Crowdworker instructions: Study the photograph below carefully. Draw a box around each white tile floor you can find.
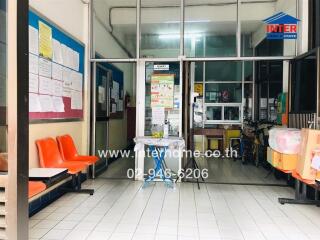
[29,179,320,240]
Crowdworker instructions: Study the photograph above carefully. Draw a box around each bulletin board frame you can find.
[29,8,85,124]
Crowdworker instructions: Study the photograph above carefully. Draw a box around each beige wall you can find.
[29,0,90,167]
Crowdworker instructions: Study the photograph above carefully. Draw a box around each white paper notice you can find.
[260,98,268,108]
[152,107,165,125]
[71,71,82,92]
[52,62,63,80]
[71,91,82,110]
[61,44,68,66]
[118,100,123,111]
[29,54,39,74]
[53,80,63,97]
[111,103,117,113]
[52,39,63,64]
[29,73,39,93]
[62,67,72,88]
[67,47,74,69]
[29,93,41,112]
[39,76,53,95]
[98,86,105,104]
[29,26,39,55]
[52,96,65,112]
[39,58,52,78]
[39,95,54,112]
[74,51,80,71]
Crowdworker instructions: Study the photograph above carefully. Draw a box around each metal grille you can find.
[288,113,317,129]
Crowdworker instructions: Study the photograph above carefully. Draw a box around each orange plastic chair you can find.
[28,181,46,199]
[56,135,99,165]
[36,138,94,195]
[36,138,88,175]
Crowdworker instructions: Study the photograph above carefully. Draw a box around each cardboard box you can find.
[267,148,281,168]
[278,153,298,171]
[296,129,320,180]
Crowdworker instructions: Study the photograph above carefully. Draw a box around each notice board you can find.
[95,60,124,120]
[29,10,85,122]
[150,74,175,109]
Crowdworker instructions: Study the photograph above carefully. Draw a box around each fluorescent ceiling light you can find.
[165,20,211,23]
[159,34,203,39]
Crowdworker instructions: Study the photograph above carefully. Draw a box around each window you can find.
[140,0,181,58]
[291,51,317,113]
[185,0,237,57]
[92,0,137,58]
[240,0,297,57]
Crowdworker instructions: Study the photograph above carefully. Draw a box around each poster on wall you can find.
[151,74,175,109]
[28,10,84,121]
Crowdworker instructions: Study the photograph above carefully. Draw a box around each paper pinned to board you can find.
[39,76,53,95]
[29,54,39,75]
[52,39,63,64]
[71,71,82,92]
[29,93,42,112]
[29,26,39,55]
[111,103,117,113]
[53,80,63,97]
[29,73,39,93]
[52,96,65,112]
[39,94,54,112]
[118,100,123,111]
[71,91,82,110]
[61,44,68,66]
[39,21,53,60]
[98,86,106,104]
[62,67,72,88]
[52,62,63,81]
[39,57,52,78]
[152,107,165,125]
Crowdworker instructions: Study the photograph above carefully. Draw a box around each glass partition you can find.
[240,0,297,57]
[0,0,7,156]
[144,62,181,136]
[144,61,181,177]
[92,0,137,58]
[185,0,237,57]
[140,0,181,58]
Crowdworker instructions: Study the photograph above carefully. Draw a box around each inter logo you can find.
[263,12,300,40]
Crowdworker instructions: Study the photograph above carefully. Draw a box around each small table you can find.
[134,137,185,188]
[29,168,68,186]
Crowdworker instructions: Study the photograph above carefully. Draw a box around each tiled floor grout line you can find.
[30,178,320,240]
[192,183,202,240]
[176,183,180,240]
[80,180,132,240]
[216,184,247,240]
[231,184,268,240]
[129,183,157,240]
[59,180,124,240]
[153,185,169,240]
[104,181,146,240]
[260,185,318,239]
[37,180,118,240]
[245,184,290,239]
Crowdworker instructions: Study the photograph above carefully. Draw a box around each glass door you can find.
[92,63,110,175]
[141,61,182,179]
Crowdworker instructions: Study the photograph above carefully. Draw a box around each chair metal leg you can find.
[92,164,96,179]
[278,179,320,207]
[62,174,94,195]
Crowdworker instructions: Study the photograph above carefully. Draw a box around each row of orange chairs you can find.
[29,135,99,198]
